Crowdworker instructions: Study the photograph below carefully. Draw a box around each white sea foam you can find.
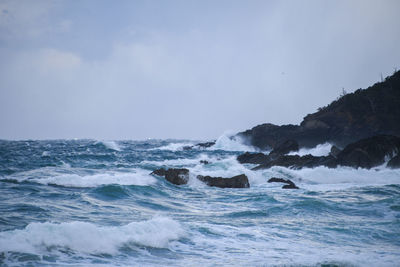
[151,142,195,151]
[184,156,266,187]
[0,217,184,255]
[210,131,257,152]
[141,154,213,167]
[99,140,122,151]
[183,221,400,267]
[30,171,157,187]
[259,165,400,190]
[289,142,333,157]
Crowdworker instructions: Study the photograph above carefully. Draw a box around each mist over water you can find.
[0,138,399,266]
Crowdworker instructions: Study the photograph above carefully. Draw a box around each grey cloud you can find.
[0,0,399,140]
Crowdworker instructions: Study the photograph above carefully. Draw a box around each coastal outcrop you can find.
[197,174,250,188]
[246,135,400,170]
[268,177,299,189]
[151,168,189,185]
[252,154,336,170]
[237,71,400,149]
[268,139,299,160]
[336,135,400,169]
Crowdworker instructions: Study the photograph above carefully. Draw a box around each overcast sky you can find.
[0,0,399,140]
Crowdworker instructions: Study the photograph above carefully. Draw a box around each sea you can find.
[1,134,400,266]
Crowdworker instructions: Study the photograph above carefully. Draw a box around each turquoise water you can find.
[0,139,400,266]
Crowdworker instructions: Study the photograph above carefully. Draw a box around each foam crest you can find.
[152,142,194,151]
[210,131,257,152]
[0,217,184,255]
[289,142,333,157]
[99,140,122,151]
[141,154,212,167]
[262,165,400,190]
[30,171,157,187]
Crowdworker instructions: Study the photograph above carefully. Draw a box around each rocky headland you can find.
[151,71,400,189]
[237,71,400,149]
[235,71,400,170]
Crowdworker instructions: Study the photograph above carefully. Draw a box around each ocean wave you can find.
[150,142,195,151]
[210,131,258,152]
[289,142,333,157]
[141,154,213,167]
[97,140,122,151]
[262,165,400,190]
[0,217,185,255]
[187,221,399,267]
[29,171,157,188]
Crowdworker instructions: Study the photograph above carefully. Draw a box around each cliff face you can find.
[238,71,400,149]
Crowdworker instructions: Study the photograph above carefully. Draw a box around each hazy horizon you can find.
[1,0,399,140]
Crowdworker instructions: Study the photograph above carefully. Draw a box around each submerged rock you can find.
[200,160,209,165]
[151,168,189,185]
[197,174,250,188]
[267,177,299,189]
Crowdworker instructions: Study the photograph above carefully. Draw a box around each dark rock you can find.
[182,141,216,150]
[269,139,299,160]
[197,174,250,188]
[330,145,341,158]
[195,141,216,148]
[387,154,400,168]
[251,135,400,170]
[151,168,166,176]
[237,71,400,149]
[267,177,299,189]
[237,152,270,164]
[253,154,337,170]
[151,168,189,185]
[282,184,299,189]
[267,177,290,183]
[336,135,400,169]
[200,160,209,165]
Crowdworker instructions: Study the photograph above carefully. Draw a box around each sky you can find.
[0,0,399,140]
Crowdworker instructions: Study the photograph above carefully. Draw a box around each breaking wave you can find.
[210,132,258,152]
[27,171,157,187]
[98,140,122,151]
[289,142,333,157]
[0,217,184,255]
[151,142,194,151]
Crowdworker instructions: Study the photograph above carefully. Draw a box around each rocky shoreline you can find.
[239,135,400,170]
[150,71,399,189]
